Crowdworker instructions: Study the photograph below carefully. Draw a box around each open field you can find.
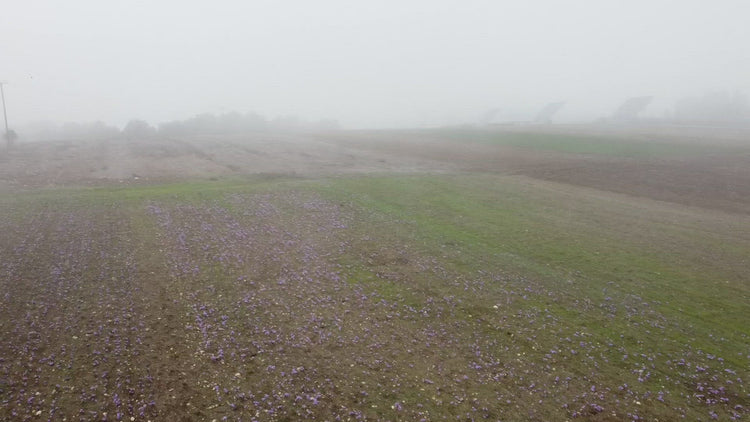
[327,126,750,214]
[0,125,748,420]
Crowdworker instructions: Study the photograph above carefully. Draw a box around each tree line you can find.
[20,112,340,142]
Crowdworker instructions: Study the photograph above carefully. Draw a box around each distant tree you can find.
[157,112,269,137]
[152,111,340,137]
[122,119,156,140]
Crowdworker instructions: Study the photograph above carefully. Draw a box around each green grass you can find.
[315,174,750,363]
[424,128,749,157]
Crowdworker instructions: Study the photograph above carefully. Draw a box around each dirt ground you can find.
[1,124,749,214]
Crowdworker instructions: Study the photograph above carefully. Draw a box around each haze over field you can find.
[2,0,750,129]
[2,3,750,420]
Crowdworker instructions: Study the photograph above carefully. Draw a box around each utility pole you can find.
[0,82,9,148]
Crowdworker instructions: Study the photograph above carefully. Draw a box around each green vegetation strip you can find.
[423,128,750,157]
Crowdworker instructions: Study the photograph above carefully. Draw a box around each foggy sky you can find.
[2,0,749,129]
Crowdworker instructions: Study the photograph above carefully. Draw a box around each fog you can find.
[2,0,750,130]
